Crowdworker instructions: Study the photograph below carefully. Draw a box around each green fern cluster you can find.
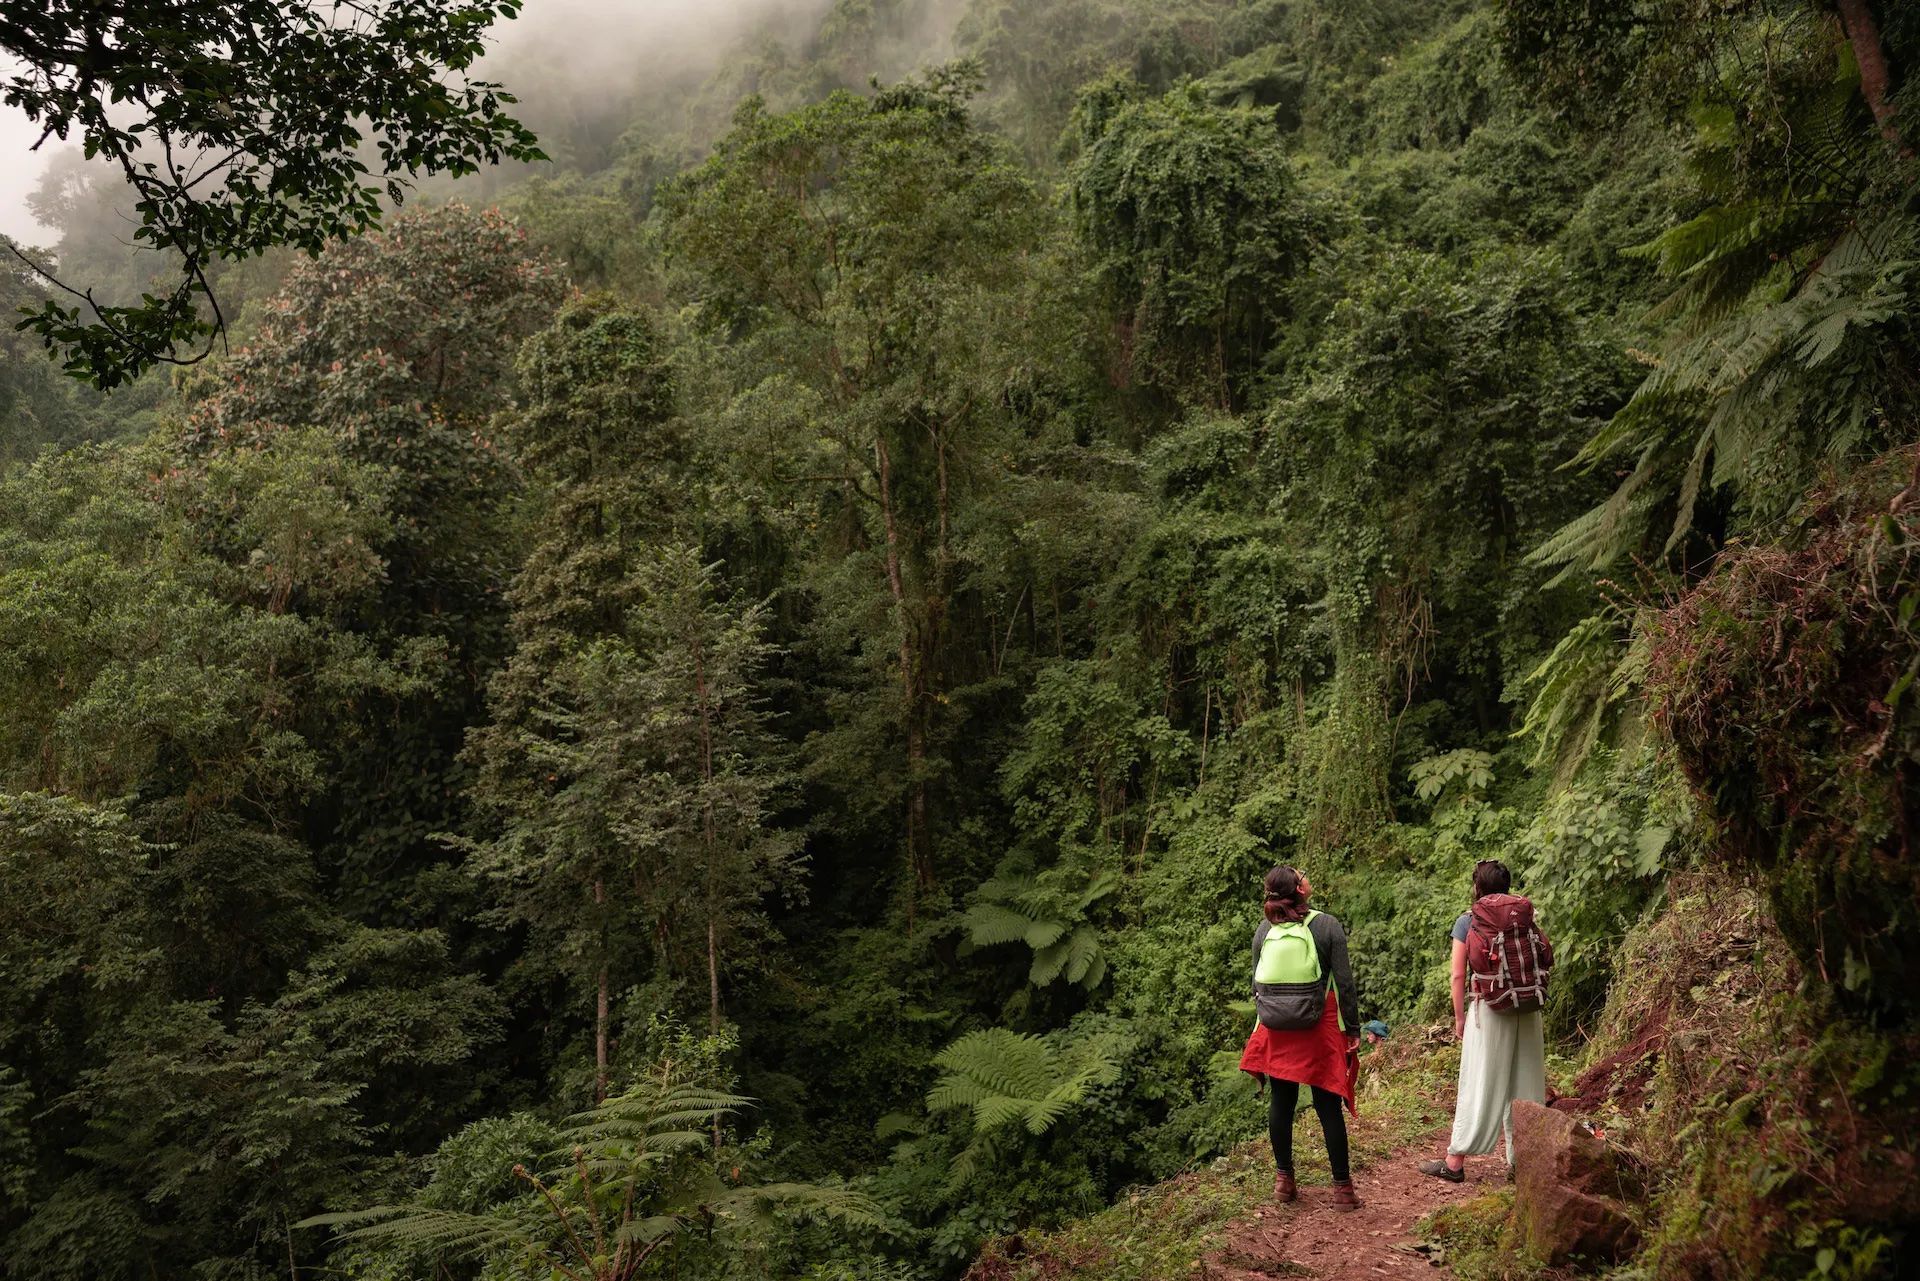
[1515,609,1651,783]
[960,871,1116,989]
[925,1027,1125,1186]
[1533,13,1919,582]
[1536,212,1918,577]
[303,1071,886,1280]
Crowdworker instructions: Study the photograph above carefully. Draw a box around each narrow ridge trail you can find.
[1202,1131,1500,1281]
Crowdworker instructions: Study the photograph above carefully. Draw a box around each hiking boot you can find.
[1330,1179,1362,1211]
[1417,1159,1465,1184]
[1273,1170,1297,1203]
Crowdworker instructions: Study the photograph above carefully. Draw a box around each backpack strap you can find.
[1303,910,1329,970]
[1251,921,1272,979]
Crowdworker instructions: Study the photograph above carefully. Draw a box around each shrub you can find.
[1646,446,1920,1017]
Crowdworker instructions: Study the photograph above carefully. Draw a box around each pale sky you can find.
[0,98,62,246]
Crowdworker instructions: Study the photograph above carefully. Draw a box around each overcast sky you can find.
[0,100,61,246]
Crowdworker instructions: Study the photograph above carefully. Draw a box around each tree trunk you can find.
[1836,0,1911,157]
[692,635,720,1038]
[708,918,723,1151]
[691,627,725,1151]
[594,965,609,1105]
[707,920,722,1037]
[872,434,935,919]
[594,879,609,1104]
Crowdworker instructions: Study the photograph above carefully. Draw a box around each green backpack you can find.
[1252,910,1328,1031]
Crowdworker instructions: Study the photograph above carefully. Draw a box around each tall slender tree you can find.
[662,65,1046,921]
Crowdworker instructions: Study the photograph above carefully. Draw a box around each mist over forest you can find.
[2,1,1918,1279]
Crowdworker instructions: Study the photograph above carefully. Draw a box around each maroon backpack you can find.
[1466,893,1553,1013]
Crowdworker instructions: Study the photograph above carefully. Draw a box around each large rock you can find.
[1511,1099,1640,1265]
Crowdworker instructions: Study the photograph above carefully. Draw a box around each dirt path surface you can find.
[1201,1133,1502,1281]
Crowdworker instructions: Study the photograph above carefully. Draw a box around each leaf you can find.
[1022,918,1068,950]
[874,1112,924,1141]
[1633,826,1672,877]
[963,903,1036,947]
[1028,937,1070,986]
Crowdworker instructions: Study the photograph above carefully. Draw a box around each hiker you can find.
[1240,864,1363,1210]
[1419,859,1551,1184]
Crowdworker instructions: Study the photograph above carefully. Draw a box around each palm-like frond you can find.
[960,900,1038,946]
[1537,212,1918,578]
[926,1025,1123,1184]
[1515,610,1649,783]
[960,871,1114,990]
[707,1181,890,1232]
[297,1204,538,1258]
[1536,11,1916,581]
[305,1069,883,1279]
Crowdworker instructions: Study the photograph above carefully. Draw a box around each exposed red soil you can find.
[1200,1129,1507,1281]
[1559,1002,1671,1116]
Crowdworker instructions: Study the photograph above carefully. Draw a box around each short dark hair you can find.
[1472,859,1511,900]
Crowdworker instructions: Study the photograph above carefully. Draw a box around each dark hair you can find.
[1263,865,1309,924]
[1472,859,1511,900]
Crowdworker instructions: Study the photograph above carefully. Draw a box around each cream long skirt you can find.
[1448,999,1546,1165]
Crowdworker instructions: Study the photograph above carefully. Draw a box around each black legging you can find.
[1267,1078,1350,1182]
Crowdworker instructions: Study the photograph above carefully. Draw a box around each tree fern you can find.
[1535,8,1918,582]
[1515,610,1650,784]
[959,870,1116,990]
[301,1067,885,1279]
[925,1025,1124,1186]
[1535,211,1918,579]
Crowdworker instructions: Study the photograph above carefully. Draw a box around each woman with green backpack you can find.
[1239,865,1363,1210]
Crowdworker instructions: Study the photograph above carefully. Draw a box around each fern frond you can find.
[1516,612,1638,783]
[1028,937,1070,985]
[318,1205,532,1256]
[615,1213,686,1246]
[1022,918,1068,950]
[1061,927,1100,987]
[1073,871,1120,912]
[962,902,1037,946]
[874,1112,924,1141]
[709,1181,889,1231]
[926,1026,1119,1140]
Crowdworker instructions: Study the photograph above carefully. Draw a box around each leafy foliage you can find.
[961,871,1116,990]
[1,0,544,385]
[1069,78,1312,406]
[926,1027,1125,1184]
[311,1063,886,1279]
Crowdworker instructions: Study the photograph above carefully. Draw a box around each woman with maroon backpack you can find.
[1418,859,1551,1183]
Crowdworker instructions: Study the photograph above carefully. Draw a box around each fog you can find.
[0,71,60,247]
[0,0,886,251]
[489,0,840,85]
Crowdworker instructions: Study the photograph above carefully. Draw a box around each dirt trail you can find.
[1201,1132,1501,1281]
